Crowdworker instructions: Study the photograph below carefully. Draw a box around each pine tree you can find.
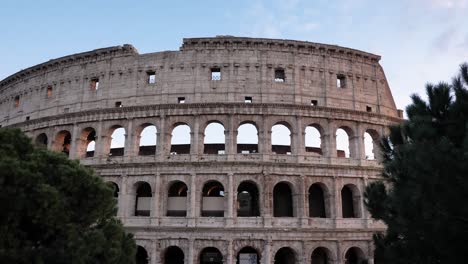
[0,128,136,264]
[364,63,468,263]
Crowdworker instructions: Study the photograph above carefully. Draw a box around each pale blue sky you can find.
[1,0,467,111]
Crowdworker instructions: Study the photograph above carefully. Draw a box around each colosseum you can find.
[0,36,402,264]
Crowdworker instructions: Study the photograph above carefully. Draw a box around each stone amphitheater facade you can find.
[0,36,402,264]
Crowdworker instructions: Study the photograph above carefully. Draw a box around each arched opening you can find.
[204,122,225,154]
[167,181,188,216]
[237,247,260,264]
[201,181,225,217]
[271,123,292,155]
[53,130,72,156]
[341,184,361,218]
[237,122,258,154]
[311,247,331,264]
[274,247,296,264]
[79,127,96,158]
[309,183,326,218]
[135,182,152,217]
[35,133,48,148]
[139,124,157,156]
[136,246,149,264]
[171,124,191,154]
[364,129,379,160]
[344,247,366,264]
[273,182,294,217]
[200,247,223,264]
[237,181,260,217]
[305,125,322,155]
[164,246,184,264]
[110,126,125,156]
[108,182,119,198]
[336,128,350,158]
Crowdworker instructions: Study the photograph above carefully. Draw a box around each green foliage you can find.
[0,128,136,264]
[364,63,468,263]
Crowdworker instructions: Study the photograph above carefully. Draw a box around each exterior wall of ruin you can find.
[0,37,402,264]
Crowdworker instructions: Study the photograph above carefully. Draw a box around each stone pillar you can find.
[152,173,161,219]
[124,118,134,157]
[354,123,365,160]
[262,240,272,264]
[188,239,194,264]
[333,176,341,221]
[299,175,308,226]
[120,174,131,217]
[189,173,197,225]
[151,240,158,264]
[227,173,234,218]
[336,241,342,264]
[191,117,201,158]
[226,114,236,157]
[156,116,166,158]
[227,240,233,264]
[295,117,304,157]
[69,124,79,159]
[324,120,336,159]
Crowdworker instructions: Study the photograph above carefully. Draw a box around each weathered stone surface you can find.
[0,36,401,264]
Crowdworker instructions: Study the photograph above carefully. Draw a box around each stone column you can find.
[353,123,365,161]
[227,173,234,226]
[152,173,161,219]
[299,175,308,226]
[188,239,194,264]
[324,120,336,159]
[156,116,166,158]
[69,124,79,159]
[120,173,131,217]
[191,117,201,158]
[226,114,236,157]
[262,240,272,264]
[151,240,158,264]
[189,173,197,226]
[333,176,341,221]
[226,240,233,264]
[124,118,134,157]
[295,117,304,157]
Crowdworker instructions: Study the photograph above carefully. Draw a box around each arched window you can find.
[171,124,191,154]
[110,127,125,156]
[273,182,294,217]
[79,127,96,158]
[237,181,260,217]
[237,122,258,154]
[164,246,184,264]
[107,182,119,198]
[364,129,379,160]
[167,181,188,217]
[305,125,322,155]
[135,182,152,216]
[35,133,48,147]
[311,247,331,264]
[336,127,350,158]
[139,124,157,156]
[237,247,259,264]
[136,246,149,264]
[204,122,225,154]
[271,123,291,155]
[201,181,224,217]
[344,247,366,264]
[200,247,223,264]
[53,130,72,156]
[274,247,296,264]
[309,183,326,218]
[341,184,361,218]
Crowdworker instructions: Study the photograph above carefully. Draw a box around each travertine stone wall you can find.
[0,36,402,264]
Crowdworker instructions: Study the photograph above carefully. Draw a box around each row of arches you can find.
[109,180,362,219]
[35,121,380,160]
[136,244,368,264]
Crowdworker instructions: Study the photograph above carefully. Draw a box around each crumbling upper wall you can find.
[0,37,400,127]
